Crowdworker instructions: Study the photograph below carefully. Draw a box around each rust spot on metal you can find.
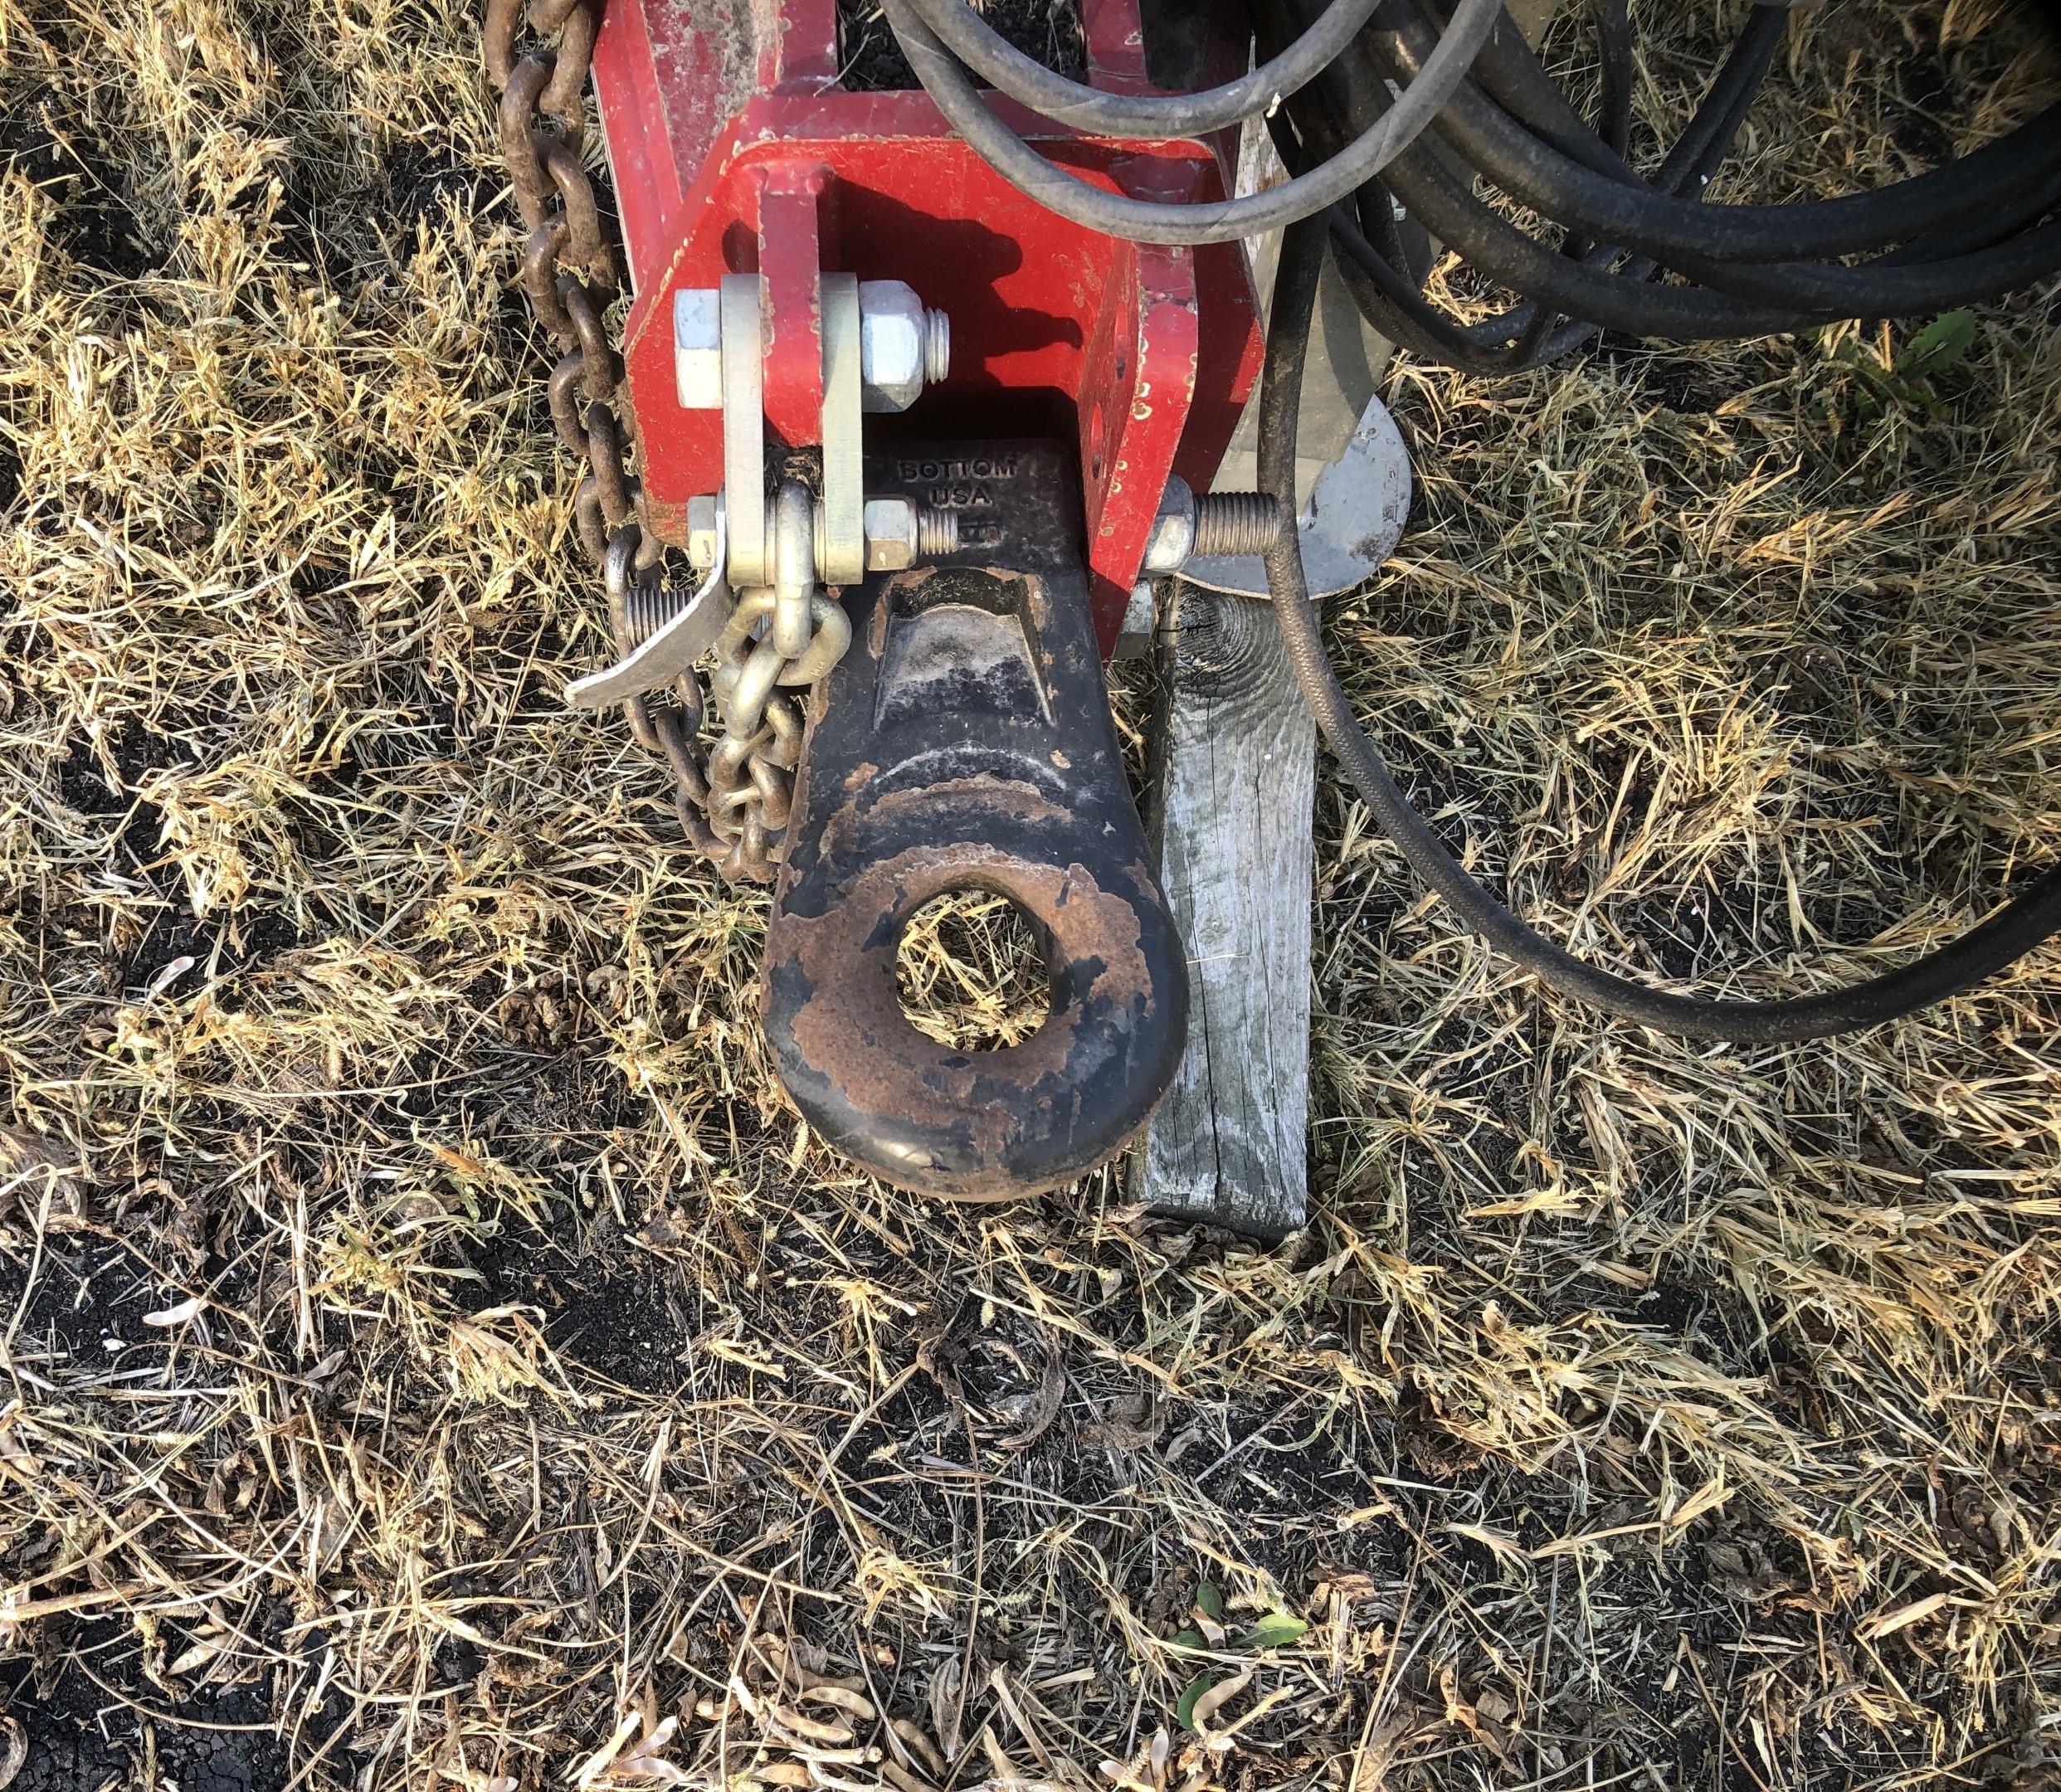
[869,565,940,659]
[771,839,1160,1197]
[865,776,1069,828]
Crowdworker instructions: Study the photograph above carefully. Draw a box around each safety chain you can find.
[484,0,819,883]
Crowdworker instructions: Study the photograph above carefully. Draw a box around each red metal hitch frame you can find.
[553,0,1283,1195]
[588,0,1264,652]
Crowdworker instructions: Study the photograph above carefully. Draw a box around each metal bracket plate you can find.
[719,273,767,587]
[819,271,865,587]
[1183,393,1412,601]
[565,507,733,709]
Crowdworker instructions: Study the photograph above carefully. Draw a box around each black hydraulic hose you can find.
[1364,106,2058,329]
[1442,33,2061,315]
[1378,2,2061,270]
[1349,125,1815,338]
[1348,173,1414,277]
[1879,160,2061,266]
[1642,11,1786,199]
[1500,11,2061,299]
[1308,5,1772,374]
[879,0,1505,246]
[1294,1,2061,329]
[1248,22,1583,369]
[900,0,1381,138]
[1432,0,1762,188]
[1254,95,1559,365]
[1280,19,1816,338]
[1472,0,1776,194]
[1318,3,2052,368]
[1257,215,2061,1042]
[1586,0,1633,161]
[1664,218,2061,314]
[1457,0,1645,178]
[1326,207,1592,371]
[1260,113,1592,372]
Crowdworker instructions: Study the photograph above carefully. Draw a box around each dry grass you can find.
[2,0,2060,1788]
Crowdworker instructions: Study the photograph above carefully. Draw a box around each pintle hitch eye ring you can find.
[761,444,1188,1201]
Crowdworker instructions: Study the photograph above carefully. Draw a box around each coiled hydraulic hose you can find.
[1269,0,2061,356]
[903,0,2061,354]
[1274,18,1766,376]
[899,0,1383,136]
[1258,216,2061,1041]
[880,0,1506,245]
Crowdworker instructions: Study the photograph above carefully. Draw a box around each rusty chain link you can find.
[485,0,812,883]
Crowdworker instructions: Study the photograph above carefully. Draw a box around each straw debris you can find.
[1,0,2059,1788]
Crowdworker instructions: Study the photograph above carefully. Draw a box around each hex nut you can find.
[864,497,920,571]
[859,280,927,413]
[674,288,723,410]
[686,495,719,572]
[1139,475,1197,574]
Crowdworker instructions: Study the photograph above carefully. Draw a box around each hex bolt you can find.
[1140,477,1197,575]
[1192,491,1284,558]
[681,281,948,414]
[1142,477,1284,573]
[860,280,948,412]
[861,499,914,571]
[677,490,958,586]
[862,497,958,571]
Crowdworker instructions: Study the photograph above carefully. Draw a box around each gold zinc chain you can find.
[483,0,840,883]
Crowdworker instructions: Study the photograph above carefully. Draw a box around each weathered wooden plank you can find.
[1128,7,1557,1238]
[1133,582,1315,1239]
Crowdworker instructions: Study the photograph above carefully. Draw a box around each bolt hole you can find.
[895,889,1050,1052]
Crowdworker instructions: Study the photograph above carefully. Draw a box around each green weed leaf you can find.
[1896,310,1976,379]
[1237,1611,1308,1650]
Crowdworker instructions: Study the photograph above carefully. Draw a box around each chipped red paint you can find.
[588,0,1264,651]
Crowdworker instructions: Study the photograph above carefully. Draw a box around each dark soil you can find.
[0,97,163,278]
[471,1219,699,1395]
[5,1632,294,1792]
[0,1244,326,1792]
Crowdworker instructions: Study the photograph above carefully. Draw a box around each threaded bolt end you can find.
[618,583,691,650]
[917,506,958,557]
[923,309,951,385]
[1192,491,1283,559]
